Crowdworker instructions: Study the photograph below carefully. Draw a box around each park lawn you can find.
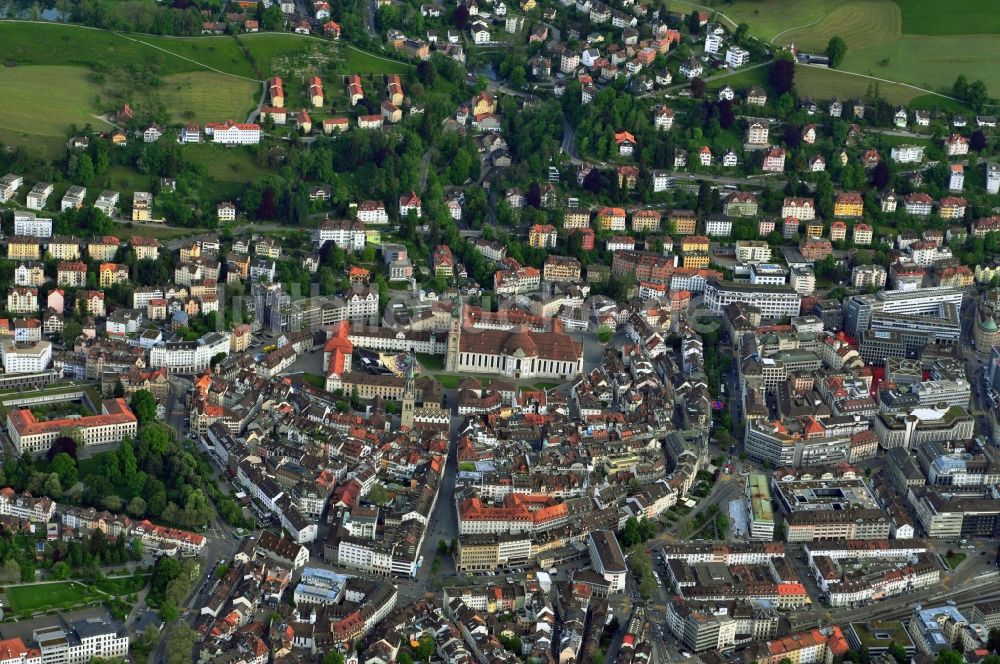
[896,0,1000,35]
[139,34,259,79]
[76,455,107,481]
[841,34,1000,97]
[0,66,110,139]
[299,373,326,389]
[153,72,260,124]
[775,0,900,51]
[434,374,461,389]
[5,582,102,613]
[794,65,919,105]
[944,551,966,570]
[417,353,444,371]
[0,22,203,75]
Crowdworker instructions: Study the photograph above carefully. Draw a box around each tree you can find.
[596,324,614,343]
[499,635,523,654]
[888,642,910,664]
[871,160,892,189]
[826,36,847,68]
[322,653,345,664]
[971,130,988,152]
[51,453,78,488]
[414,634,435,661]
[127,496,148,517]
[690,77,706,98]
[51,561,71,580]
[935,650,964,664]
[367,483,391,506]
[165,624,197,664]
[131,390,158,424]
[768,56,795,95]
[734,22,749,44]
[112,378,125,398]
[0,558,20,583]
[47,436,78,462]
[259,2,283,30]
[953,75,970,100]
[967,80,989,112]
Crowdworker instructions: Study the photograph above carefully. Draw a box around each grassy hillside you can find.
[0,22,214,74]
[0,65,112,149]
[842,34,1000,99]
[719,0,853,44]
[896,0,1000,35]
[716,0,1000,97]
[777,1,900,51]
[153,72,260,124]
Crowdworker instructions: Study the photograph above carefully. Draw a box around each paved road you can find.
[561,114,585,166]
[246,81,268,124]
[418,148,435,190]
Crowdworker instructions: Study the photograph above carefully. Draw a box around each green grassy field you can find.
[897,0,1000,35]
[239,33,312,78]
[138,34,258,78]
[794,65,918,105]
[0,64,113,154]
[5,582,102,613]
[704,63,920,105]
[843,34,1000,99]
[779,1,900,51]
[341,44,414,75]
[718,0,853,43]
[155,72,260,124]
[0,22,206,74]
[184,143,271,182]
[103,165,154,199]
[0,65,109,136]
[716,0,1000,96]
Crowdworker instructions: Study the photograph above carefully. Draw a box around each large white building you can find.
[781,197,815,221]
[0,340,52,374]
[6,617,130,664]
[13,211,53,238]
[317,219,366,251]
[204,120,261,144]
[704,279,802,318]
[726,46,750,68]
[149,332,231,373]
[890,144,924,163]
